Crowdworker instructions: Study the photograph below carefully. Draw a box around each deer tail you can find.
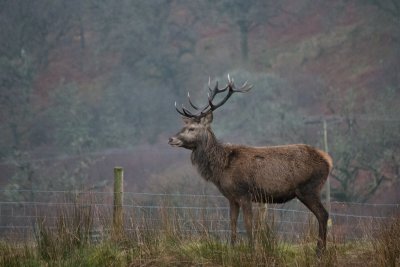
[318,150,333,172]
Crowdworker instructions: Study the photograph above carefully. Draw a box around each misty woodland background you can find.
[0,0,399,204]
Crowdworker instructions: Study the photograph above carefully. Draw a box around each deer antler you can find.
[175,74,252,119]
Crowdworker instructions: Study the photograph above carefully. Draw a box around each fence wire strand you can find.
[0,190,398,242]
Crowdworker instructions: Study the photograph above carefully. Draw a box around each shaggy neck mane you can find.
[191,129,228,184]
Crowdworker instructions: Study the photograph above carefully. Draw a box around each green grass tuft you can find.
[1,202,399,266]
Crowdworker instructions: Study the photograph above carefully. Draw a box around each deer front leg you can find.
[229,200,240,245]
[241,199,253,245]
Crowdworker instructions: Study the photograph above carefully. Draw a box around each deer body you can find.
[194,142,330,202]
[169,76,332,255]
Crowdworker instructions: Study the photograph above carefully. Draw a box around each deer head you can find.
[168,75,252,150]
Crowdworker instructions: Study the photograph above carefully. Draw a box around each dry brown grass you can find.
[0,201,399,267]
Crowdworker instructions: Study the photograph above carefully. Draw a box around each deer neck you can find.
[191,130,228,183]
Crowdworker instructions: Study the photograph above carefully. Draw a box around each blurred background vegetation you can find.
[0,0,399,203]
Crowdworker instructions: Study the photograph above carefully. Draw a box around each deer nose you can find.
[168,137,173,144]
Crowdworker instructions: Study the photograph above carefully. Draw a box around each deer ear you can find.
[200,112,213,126]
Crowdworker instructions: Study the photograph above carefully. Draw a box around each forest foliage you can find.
[0,0,399,202]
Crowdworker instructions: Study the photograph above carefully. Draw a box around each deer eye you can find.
[188,127,195,132]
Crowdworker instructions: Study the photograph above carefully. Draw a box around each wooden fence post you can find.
[113,167,124,235]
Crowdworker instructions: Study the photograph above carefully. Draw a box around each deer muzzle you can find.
[168,137,183,147]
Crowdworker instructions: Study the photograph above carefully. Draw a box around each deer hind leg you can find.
[296,191,329,256]
[240,198,253,246]
[229,200,240,245]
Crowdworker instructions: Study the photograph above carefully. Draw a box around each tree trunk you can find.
[237,19,250,63]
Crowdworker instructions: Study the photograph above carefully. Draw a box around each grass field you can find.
[0,204,399,267]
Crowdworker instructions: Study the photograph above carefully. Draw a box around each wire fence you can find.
[0,190,399,242]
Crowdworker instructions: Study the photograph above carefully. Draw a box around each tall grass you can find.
[371,217,400,267]
[36,204,93,261]
[0,199,398,266]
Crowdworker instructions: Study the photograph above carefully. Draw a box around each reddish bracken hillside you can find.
[2,1,398,203]
[35,1,398,110]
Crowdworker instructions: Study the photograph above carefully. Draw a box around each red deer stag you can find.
[168,75,332,254]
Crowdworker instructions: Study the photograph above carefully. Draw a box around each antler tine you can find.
[175,76,252,118]
[175,101,197,118]
[188,92,210,112]
[206,76,252,112]
[207,89,234,111]
[182,105,196,117]
[187,92,199,110]
[175,101,186,116]
[207,77,219,94]
[208,80,230,100]
[232,80,253,93]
